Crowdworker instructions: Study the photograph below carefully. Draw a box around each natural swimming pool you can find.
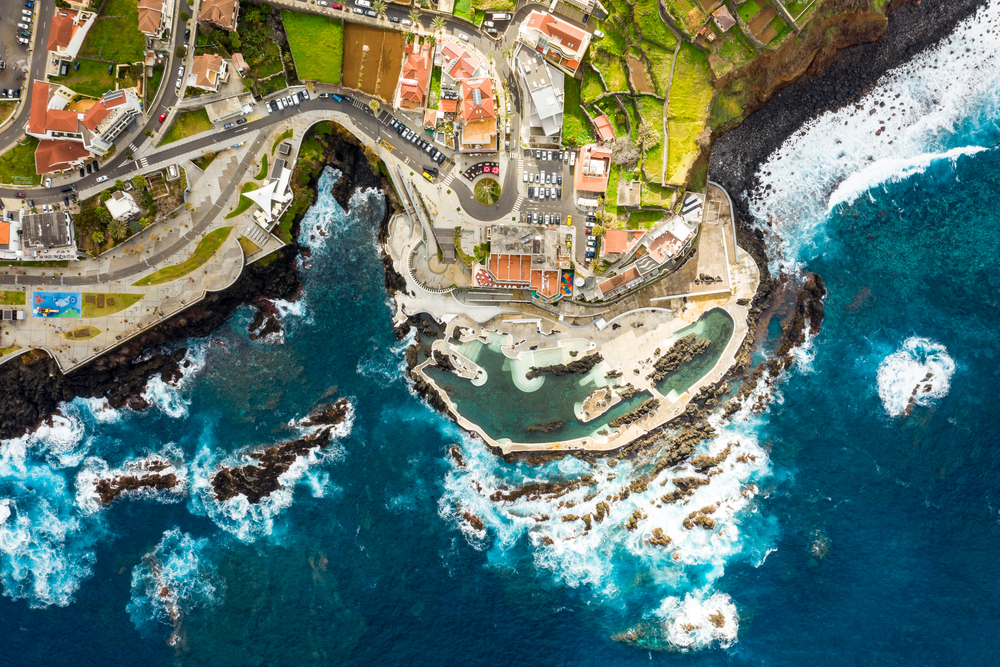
[654,308,735,399]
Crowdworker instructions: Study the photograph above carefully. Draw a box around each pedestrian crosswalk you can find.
[351,98,367,110]
[511,195,523,211]
[137,156,149,168]
[442,173,454,187]
[128,142,139,152]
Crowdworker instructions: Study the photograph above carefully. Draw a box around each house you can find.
[458,78,497,153]
[199,0,239,31]
[189,54,229,92]
[105,191,143,221]
[20,210,78,261]
[437,41,487,90]
[205,94,254,124]
[46,9,96,61]
[517,11,591,75]
[28,83,143,159]
[712,6,736,32]
[395,43,432,110]
[600,229,644,260]
[34,140,91,174]
[137,0,171,38]
[573,144,612,198]
[597,267,641,299]
[617,179,641,208]
[515,46,564,147]
[593,113,615,142]
[231,52,249,77]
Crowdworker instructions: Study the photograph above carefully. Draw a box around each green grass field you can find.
[0,291,26,305]
[59,326,101,341]
[133,228,233,286]
[80,0,146,63]
[258,57,285,79]
[666,44,714,184]
[628,209,665,229]
[145,67,164,107]
[453,0,473,19]
[81,293,143,317]
[225,183,259,219]
[581,66,606,104]
[644,42,675,97]
[591,52,629,92]
[272,129,293,155]
[593,96,627,138]
[193,152,218,171]
[623,96,639,139]
[562,77,592,146]
[429,66,442,109]
[281,11,343,85]
[640,181,676,208]
[636,95,665,182]
[0,137,40,185]
[635,0,679,48]
[709,29,757,79]
[260,75,288,97]
[48,59,117,98]
[255,154,269,180]
[605,164,621,216]
[160,109,213,146]
[738,0,762,21]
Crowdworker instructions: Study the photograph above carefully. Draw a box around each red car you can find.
[14,191,24,198]
[332,3,342,8]
[158,112,167,122]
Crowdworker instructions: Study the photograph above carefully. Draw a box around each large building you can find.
[20,210,78,261]
[573,144,612,205]
[458,78,497,154]
[34,140,91,174]
[137,0,172,38]
[199,0,239,31]
[46,9,96,61]
[475,223,573,300]
[189,54,230,92]
[514,46,564,147]
[437,41,487,89]
[27,83,143,166]
[518,11,591,75]
[395,43,432,110]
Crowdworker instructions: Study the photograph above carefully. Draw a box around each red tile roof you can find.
[525,11,587,51]
[0,222,9,246]
[460,79,494,123]
[398,49,431,109]
[573,144,612,194]
[28,82,80,135]
[598,267,640,295]
[601,229,644,257]
[440,99,457,113]
[47,10,79,51]
[594,114,615,141]
[441,41,482,80]
[487,254,531,283]
[35,139,90,174]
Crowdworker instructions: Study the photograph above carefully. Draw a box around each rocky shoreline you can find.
[0,124,392,442]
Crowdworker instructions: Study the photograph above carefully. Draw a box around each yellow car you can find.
[422,171,434,182]
[566,215,572,226]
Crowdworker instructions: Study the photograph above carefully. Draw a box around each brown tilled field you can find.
[342,23,405,101]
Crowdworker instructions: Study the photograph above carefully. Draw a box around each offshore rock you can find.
[646,335,712,383]
[525,420,565,433]
[648,528,672,547]
[526,352,603,380]
[211,398,349,503]
[609,398,660,428]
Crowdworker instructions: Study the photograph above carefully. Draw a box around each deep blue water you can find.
[3,6,1000,663]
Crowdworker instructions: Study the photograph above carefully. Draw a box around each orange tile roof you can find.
[28,82,80,134]
[47,10,79,51]
[399,49,430,108]
[441,41,482,80]
[0,222,9,246]
[530,269,560,297]
[440,99,457,113]
[191,54,224,88]
[598,267,640,295]
[460,79,494,123]
[562,58,580,72]
[137,0,162,35]
[487,254,531,283]
[601,229,644,257]
[81,101,111,131]
[34,139,90,174]
[525,12,587,51]
[200,0,238,29]
[573,144,612,194]
[594,113,615,141]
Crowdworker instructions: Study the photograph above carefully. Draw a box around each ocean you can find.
[2,3,1000,663]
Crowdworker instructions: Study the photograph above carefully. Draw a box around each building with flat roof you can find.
[199,0,239,31]
[573,144,612,201]
[46,9,96,61]
[518,11,591,75]
[477,223,572,299]
[20,210,77,260]
[205,94,254,124]
[80,88,144,156]
[105,191,142,221]
[515,46,564,147]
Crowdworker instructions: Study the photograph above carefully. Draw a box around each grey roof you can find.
[272,158,286,180]
[515,47,563,136]
[22,211,73,249]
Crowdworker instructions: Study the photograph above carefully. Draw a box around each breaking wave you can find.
[877,337,955,417]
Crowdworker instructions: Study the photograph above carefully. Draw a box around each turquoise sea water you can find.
[3,4,1000,663]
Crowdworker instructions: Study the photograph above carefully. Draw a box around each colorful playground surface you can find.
[560,270,574,297]
[32,291,82,318]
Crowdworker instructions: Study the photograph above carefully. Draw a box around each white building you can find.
[515,45,564,147]
[246,158,294,229]
[46,9,96,62]
[105,191,142,221]
[517,11,591,75]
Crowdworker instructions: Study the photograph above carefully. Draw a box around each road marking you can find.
[379,139,394,151]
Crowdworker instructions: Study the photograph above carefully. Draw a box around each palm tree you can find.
[369,99,380,113]
[372,0,386,19]
[108,219,128,241]
[404,29,415,43]
[408,9,421,25]
[431,16,446,33]
[501,45,513,61]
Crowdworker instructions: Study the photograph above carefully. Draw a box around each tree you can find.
[369,99,380,113]
[96,207,111,224]
[108,219,128,241]
[114,179,124,190]
[140,217,152,229]
[636,121,660,150]
[431,16,446,33]
[611,136,640,169]
[404,29,415,43]
[592,224,606,236]
[180,11,190,21]
[175,45,187,58]
[132,174,148,190]
[124,150,133,161]
[91,231,104,244]
[408,9,421,25]
[373,0,387,18]
[100,190,112,203]
[501,45,514,61]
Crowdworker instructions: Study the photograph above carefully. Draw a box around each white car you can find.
[17,23,29,30]
[178,65,185,77]
[22,9,33,17]
[484,20,494,27]
[45,177,51,188]
[401,18,412,25]
[95,175,108,183]
[458,33,470,41]
[176,77,183,89]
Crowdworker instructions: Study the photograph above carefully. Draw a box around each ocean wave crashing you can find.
[877,337,955,417]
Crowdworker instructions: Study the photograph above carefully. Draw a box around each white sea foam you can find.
[74,449,188,515]
[877,337,955,417]
[127,528,220,644]
[652,592,740,651]
[748,0,1000,270]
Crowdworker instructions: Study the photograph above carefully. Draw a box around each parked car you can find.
[528,188,534,198]
[388,15,399,22]
[28,200,34,209]
[24,2,34,8]
[1,91,6,99]
[522,172,528,183]
[18,31,29,38]
[108,64,114,74]
[594,29,605,38]
[365,9,376,17]
[178,65,185,77]
[93,161,99,172]
[401,18,411,25]
[557,175,562,185]
[73,61,80,71]
[95,176,108,183]
[159,112,167,122]
[86,163,92,174]
[236,118,247,125]
[332,2,343,8]
[16,23,29,31]
[276,98,285,110]
[71,194,77,203]
[458,33,470,41]
[21,9,33,17]
[79,168,85,178]
[318,0,329,5]
[176,77,183,89]
[185,28,191,40]
[44,177,51,188]
[223,122,235,129]
[14,192,24,198]
[585,252,595,259]
[17,37,28,46]
[63,197,69,207]
[484,20,494,27]
[353,7,363,13]
[14,89,20,99]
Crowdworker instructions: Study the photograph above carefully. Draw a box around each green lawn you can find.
[48,59,117,98]
[80,0,146,63]
[453,0,473,19]
[133,227,233,286]
[644,42,675,97]
[605,164,621,216]
[193,152,218,171]
[636,95,665,182]
[429,67,442,110]
[0,291,26,305]
[640,181,676,208]
[145,67,164,107]
[591,51,629,92]
[628,209,665,229]
[666,44,714,184]
[594,96,627,137]
[81,293,143,317]
[272,129,293,155]
[0,137,40,185]
[623,96,639,139]
[561,77,592,146]
[238,235,261,256]
[260,74,288,97]
[738,0,762,21]
[635,0,678,48]
[259,58,285,79]
[709,29,757,79]
[225,183,259,219]
[580,66,606,104]
[159,109,213,146]
[254,154,269,180]
[281,11,343,85]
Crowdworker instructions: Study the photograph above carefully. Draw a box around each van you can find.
[492,13,510,19]
[355,0,371,6]
[276,97,285,110]
[60,185,75,193]
[569,151,576,166]
[291,93,301,106]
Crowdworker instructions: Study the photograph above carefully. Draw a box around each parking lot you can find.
[0,0,34,99]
